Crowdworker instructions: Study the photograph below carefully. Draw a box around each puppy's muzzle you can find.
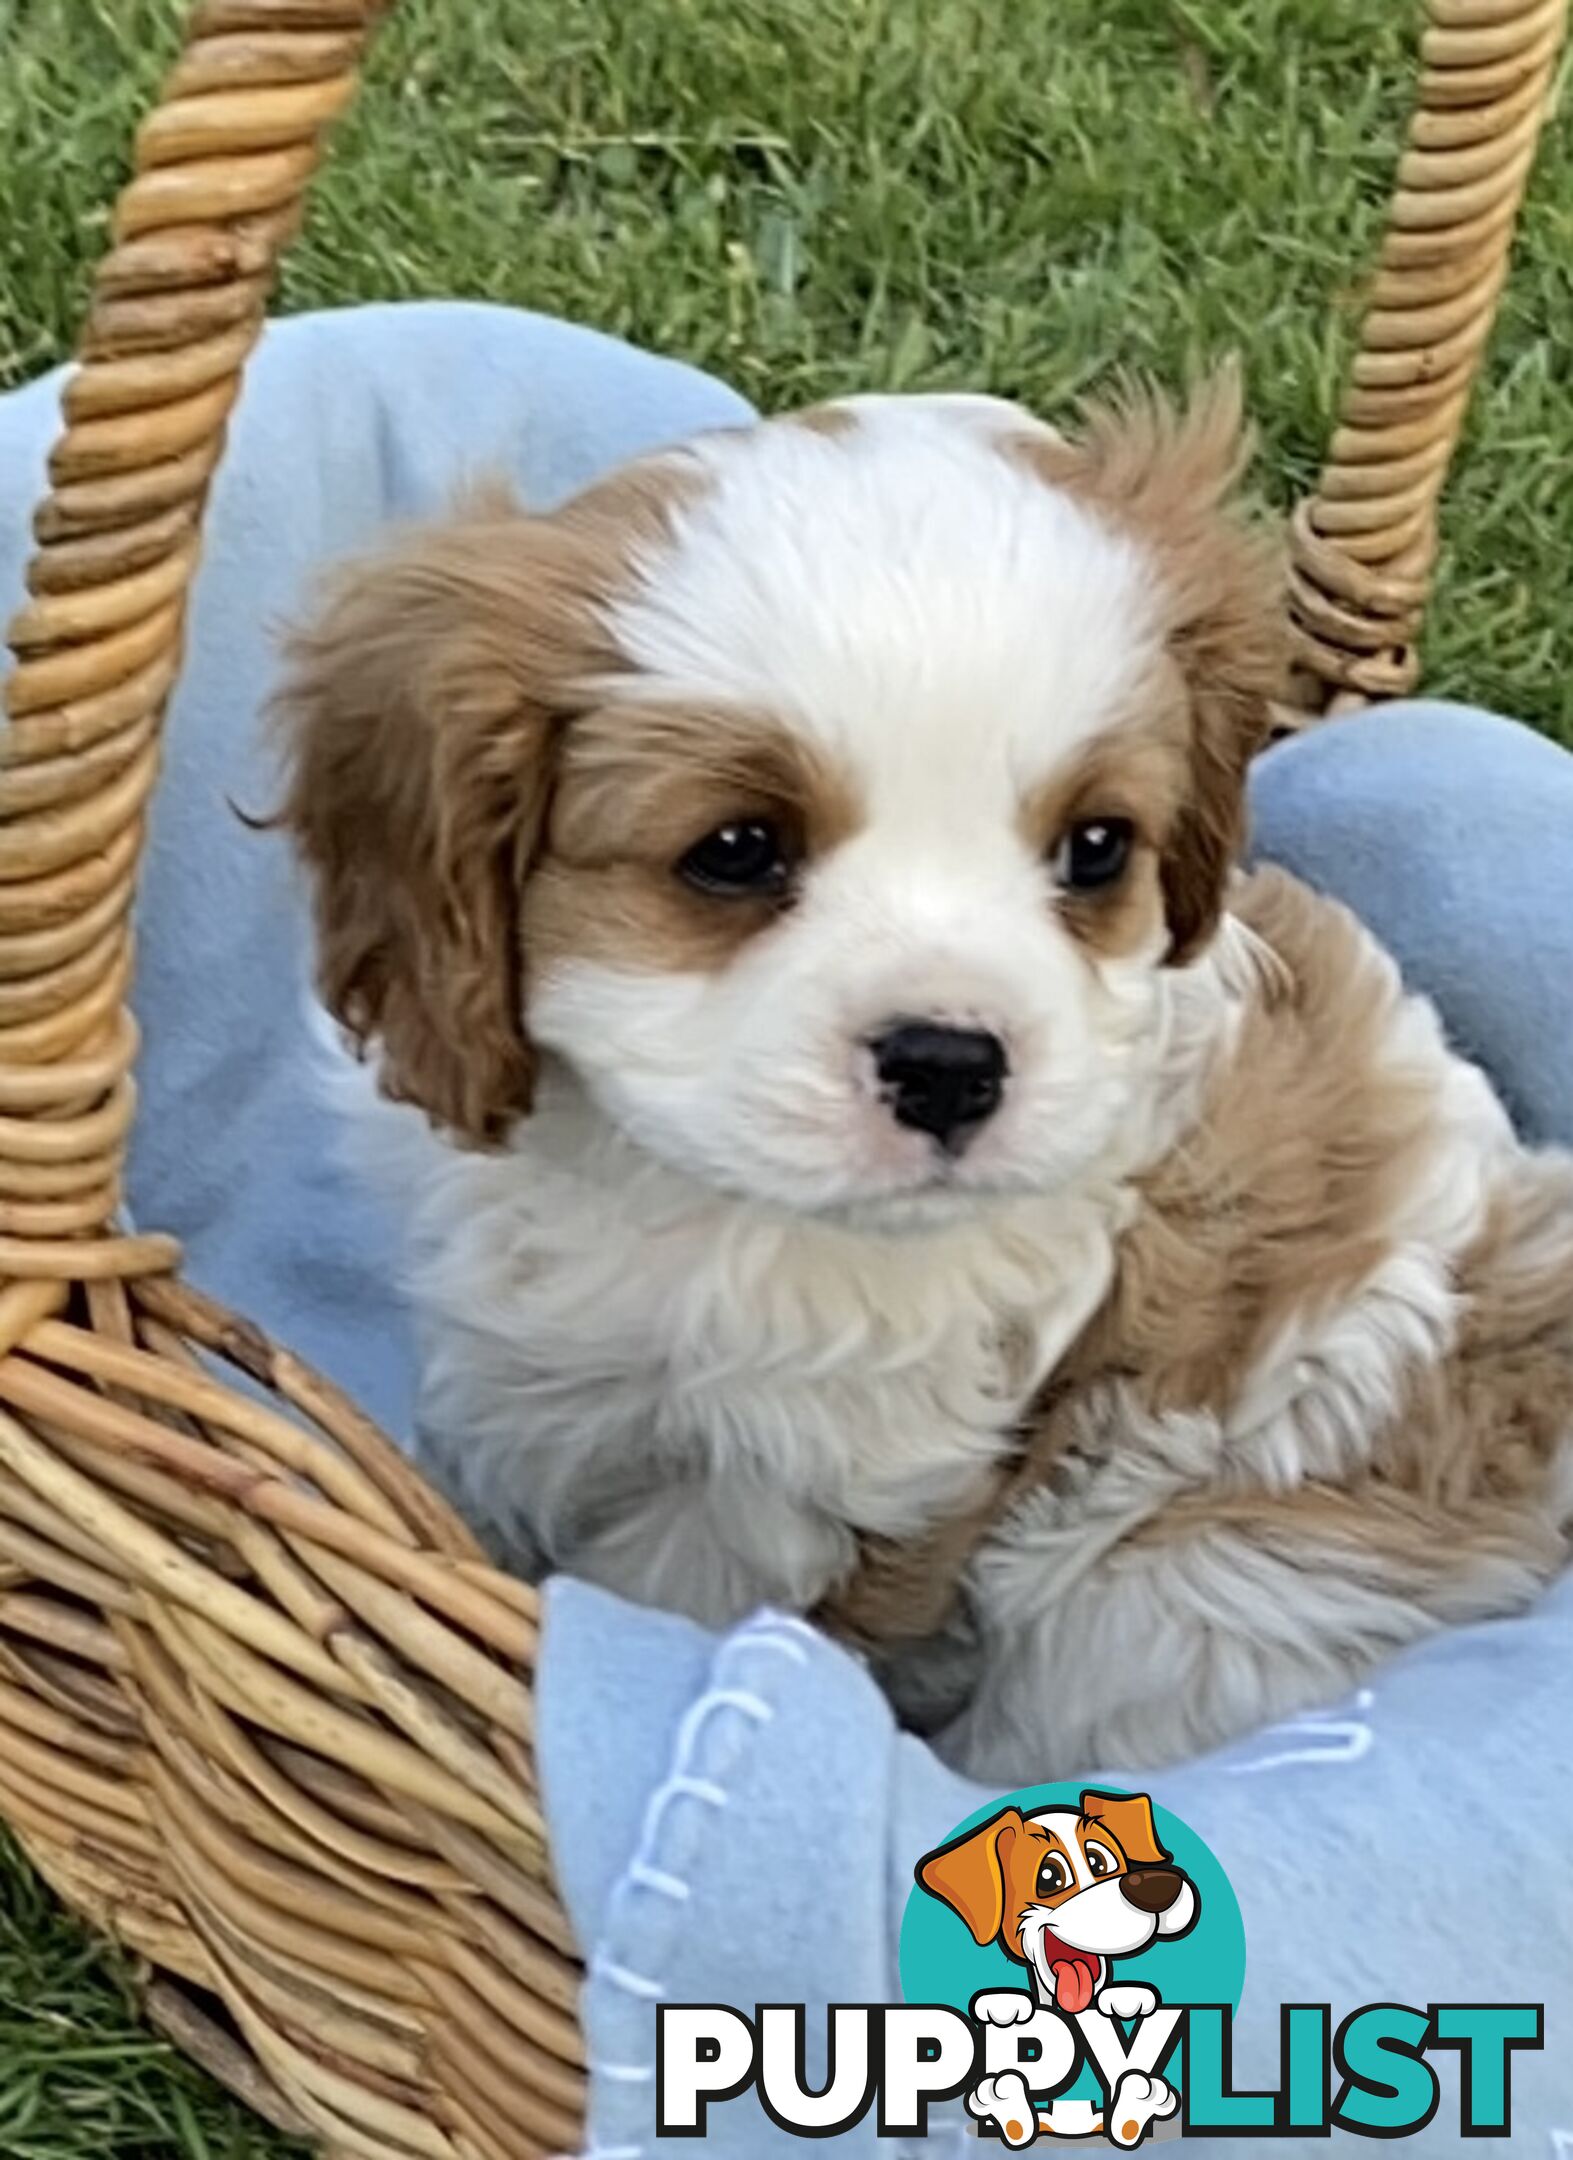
[1120,1867,1185,1914]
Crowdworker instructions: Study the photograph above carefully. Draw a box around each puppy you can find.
[276,380,1573,1780]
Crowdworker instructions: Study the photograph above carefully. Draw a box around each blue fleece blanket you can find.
[3,305,1568,2156]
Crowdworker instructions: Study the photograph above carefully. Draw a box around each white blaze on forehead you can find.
[1026,1806,1096,1891]
[604,396,1169,820]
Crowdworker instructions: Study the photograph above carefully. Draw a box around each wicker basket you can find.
[0,2,1564,2154]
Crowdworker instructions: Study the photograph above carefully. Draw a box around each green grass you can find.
[0,1830,303,2157]
[2,0,1570,734]
[0,1,1567,2148]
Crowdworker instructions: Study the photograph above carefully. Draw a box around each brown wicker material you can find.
[0,0,1563,2153]
[1288,0,1569,709]
[0,5,587,2155]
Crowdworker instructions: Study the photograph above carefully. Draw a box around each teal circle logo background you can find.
[899,1785,1246,2105]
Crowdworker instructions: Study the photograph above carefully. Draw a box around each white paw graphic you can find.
[967,2071,1038,2147]
[1096,1982,1159,2022]
[1107,2070,1178,2147]
[972,1988,1038,2026]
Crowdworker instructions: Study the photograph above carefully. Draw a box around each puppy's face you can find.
[279,386,1282,1216]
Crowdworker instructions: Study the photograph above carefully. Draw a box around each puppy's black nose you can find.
[871,1022,1007,1151]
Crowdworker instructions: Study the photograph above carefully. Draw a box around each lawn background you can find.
[4,0,1571,742]
[0,0,1568,2152]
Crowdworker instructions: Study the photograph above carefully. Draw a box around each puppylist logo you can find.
[908,1786,1213,2144]
[656,1784,1544,2144]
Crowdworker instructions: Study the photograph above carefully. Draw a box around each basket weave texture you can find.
[0,1,1564,2155]
[1289,0,1570,704]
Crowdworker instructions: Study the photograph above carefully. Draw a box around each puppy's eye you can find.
[1084,1841,1118,1879]
[1036,1852,1073,1898]
[1055,817,1134,893]
[679,819,790,897]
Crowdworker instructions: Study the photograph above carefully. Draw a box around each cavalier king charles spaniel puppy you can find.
[277,379,1573,1780]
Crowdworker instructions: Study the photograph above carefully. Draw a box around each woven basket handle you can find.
[1289,0,1568,710]
[0,0,1562,1279]
[0,1,388,1282]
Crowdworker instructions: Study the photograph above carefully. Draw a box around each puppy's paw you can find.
[1107,2069,1179,2147]
[967,2071,1039,2147]
[971,1988,1038,2027]
[1096,1982,1160,2022]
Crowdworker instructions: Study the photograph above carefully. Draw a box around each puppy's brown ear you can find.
[1081,1789,1170,1869]
[917,1807,1024,1945]
[276,503,609,1145]
[1076,369,1287,963]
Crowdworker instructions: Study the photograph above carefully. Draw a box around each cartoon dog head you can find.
[918,1789,1197,2012]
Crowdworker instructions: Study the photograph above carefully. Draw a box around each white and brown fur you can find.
[276,380,1573,1782]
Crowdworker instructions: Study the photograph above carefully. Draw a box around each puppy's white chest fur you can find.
[380,1079,1127,1626]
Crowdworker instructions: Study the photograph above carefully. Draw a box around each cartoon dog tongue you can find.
[1048,1944,1101,2014]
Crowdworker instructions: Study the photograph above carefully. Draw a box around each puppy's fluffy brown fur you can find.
[277,382,1573,1779]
